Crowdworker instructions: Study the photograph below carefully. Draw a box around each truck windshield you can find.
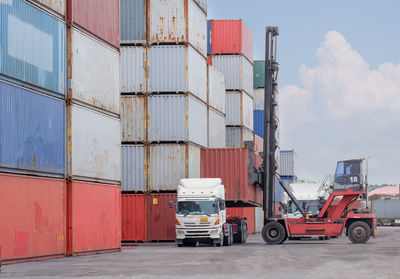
[288,200,320,215]
[177,201,218,215]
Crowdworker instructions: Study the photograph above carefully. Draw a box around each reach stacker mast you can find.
[261,26,377,244]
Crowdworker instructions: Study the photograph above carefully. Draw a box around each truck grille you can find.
[184,223,211,228]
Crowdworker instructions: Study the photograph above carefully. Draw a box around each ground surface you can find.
[2,227,399,279]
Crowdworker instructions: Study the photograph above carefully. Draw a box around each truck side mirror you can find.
[169,201,174,208]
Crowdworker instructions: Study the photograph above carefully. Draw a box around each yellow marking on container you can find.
[153,198,158,205]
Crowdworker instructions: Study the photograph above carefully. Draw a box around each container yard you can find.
[1,1,398,278]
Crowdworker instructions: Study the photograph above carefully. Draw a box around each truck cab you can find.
[175,178,246,247]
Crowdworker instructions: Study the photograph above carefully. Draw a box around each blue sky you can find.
[208,1,400,184]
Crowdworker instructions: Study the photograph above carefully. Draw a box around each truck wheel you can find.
[348,221,371,244]
[262,221,286,245]
[228,226,233,246]
[216,232,224,247]
[235,221,247,243]
[177,244,184,247]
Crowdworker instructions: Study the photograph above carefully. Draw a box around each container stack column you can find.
[120,0,209,242]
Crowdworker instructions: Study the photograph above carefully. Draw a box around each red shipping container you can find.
[201,148,258,205]
[67,0,120,49]
[226,207,255,234]
[207,56,212,66]
[253,134,263,169]
[210,19,253,63]
[147,193,177,241]
[121,194,147,242]
[0,173,65,264]
[67,181,121,256]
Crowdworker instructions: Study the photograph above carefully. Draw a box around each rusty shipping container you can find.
[67,0,119,49]
[147,193,177,241]
[28,0,65,16]
[226,126,253,148]
[208,19,253,63]
[226,207,255,234]
[0,173,65,264]
[121,194,147,242]
[207,65,226,113]
[201,148,258,205]
[120,46,146,93]
[121,95,146,143]
[67,181,121,256]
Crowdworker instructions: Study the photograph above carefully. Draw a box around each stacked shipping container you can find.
[207,20,254,148]
[0,0,121,263]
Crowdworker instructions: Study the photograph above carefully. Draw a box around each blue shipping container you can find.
[0,0,66,95]
[207,20,212,55]
[254,110,264,138]
[0,80,65,175]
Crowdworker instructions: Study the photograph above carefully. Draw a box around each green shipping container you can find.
[253,60,265,88]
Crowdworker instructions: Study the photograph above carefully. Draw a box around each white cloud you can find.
[279,31,400,184]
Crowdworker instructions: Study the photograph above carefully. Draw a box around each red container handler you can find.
[121,194,147,242]
[209,19,253,63]
[147,193,177,241]
[66,181,121,256]
[67,0,120,49]
[0,173,65,264]
[226,207,255,234]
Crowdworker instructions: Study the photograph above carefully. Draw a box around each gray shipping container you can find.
[28,0,65,16]
[372,199,400,219]
[122,145,146,192]
[120,0,146,44]
[255,207,263,233]
[148,143,201,191]
[226,126,253,148]
[148,94,207,147]
[226,91,254,130]
[208,65,226,114]
[280,150,295,176]
[212,55,253,97]
[148,45,207,102]
[121,95,146,142]
[253,88,264,110]
[208,107,226,148]
[120,46,146,93]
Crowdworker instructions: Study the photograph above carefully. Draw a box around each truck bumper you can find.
[176,228,221,240]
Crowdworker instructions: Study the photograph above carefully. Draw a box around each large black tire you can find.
[234,220,247,244]
[224,224,233,246]
[216,231,224,247]
[177,244,184,247]
[262,221,286,245]
[348,221,371,244]
[229,226,233,246]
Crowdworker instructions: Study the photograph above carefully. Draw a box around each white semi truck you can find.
[174,178,247,247]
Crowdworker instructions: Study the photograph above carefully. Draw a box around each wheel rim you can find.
[353,226,366,240]
[268,228,279,239]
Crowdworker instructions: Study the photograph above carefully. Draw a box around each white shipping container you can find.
[208,107,226,148]
[226,91,254,130]
[28,0,65,16]
[254,88,264,110]
[212,55,253,97]
[149,0,207,57]
[69,28,120,114]
[148,143,200,191]
[226,126,253,148]
[148,94,207,147]
[194,0,207,13]
[69,104,121,183]
[208,65,226,113]
[121,95,146,142]
[280,150,295,176]
[148,45,207,102]
[120,46,146,93]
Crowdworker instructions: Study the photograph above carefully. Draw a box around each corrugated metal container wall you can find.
[253,110,264,138]
[209,20,253,63]
[120,46,146,93]
[225,127,253,148]
[280,150,295,176]
[253,88,264,110]
[147,193,177,241]
[0,0,66,95]
[254,207,263,233]
[253,60,265,88]
[148,0,207,57]
[67,0,119,49]
[207,21,211,55]
[212,55,253,97]
[70,105,121,183]
[208,108,226,148]
[121,95,146,142]
[148,45,207,102]
[68,181,121,255]
[148,144,200,191]
[194,0,207,14]
[0,173,65,263]
[69,28,119,114]
[201,148,254,202]
[226,207,255,234]
[122,145,146,192]
[0,81,65,176]
[28,0,65,16]
[148,95,207,147]
[372,199,400,219]
[207,65,225,113]
[253,134,263,169]
[120,0,146,44]
[226,91,253,130]
[121,194,147,242]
